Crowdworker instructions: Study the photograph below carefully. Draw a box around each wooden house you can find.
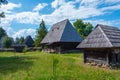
[41,19,82,53]
[77,24,120,66]
[12,44,26,52]
[12,36,34,52]
[23,35,34,47]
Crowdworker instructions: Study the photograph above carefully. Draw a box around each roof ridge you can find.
[60,19,69,41]
[96,24,119,30]
[53,19,68,26]
[41,19,82,44]
[98,26,113,47]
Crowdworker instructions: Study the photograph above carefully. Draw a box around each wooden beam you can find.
[84,50,86,63]
[106,49,110,65]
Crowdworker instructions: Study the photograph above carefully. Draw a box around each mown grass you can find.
[0,51,120,80]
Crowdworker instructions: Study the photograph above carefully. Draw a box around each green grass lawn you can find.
[0,51,120,80]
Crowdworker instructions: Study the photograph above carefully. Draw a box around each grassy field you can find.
[0,52,120,80]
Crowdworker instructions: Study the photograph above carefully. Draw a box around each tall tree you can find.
[15,37,19,44]
[1,36,13,48]
[19,36,24,44]
[84,22,93,37]
[0,27,7,39]
[34,19,47,47]
[15,36,24,44]
[73,19,93,39]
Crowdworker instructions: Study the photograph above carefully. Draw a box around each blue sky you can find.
[0,0,120,39]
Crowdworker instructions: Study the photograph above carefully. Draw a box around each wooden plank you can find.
[84,51,86,63]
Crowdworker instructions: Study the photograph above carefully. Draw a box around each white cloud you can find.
[101,4,120,11]
[12,29,36,39]
[0,3,21,13]
[51,0,65,8]
[2,0,120,26]
[33,3,48,12]
[105,0,120,3]
[84,19,120,27]
[1,1,120,39]
[1,12,41,26]
[80,0,103,7]
[44,0,120,25]
[42,0,103,25]
[14,12,40,24]
[0,26,15,37]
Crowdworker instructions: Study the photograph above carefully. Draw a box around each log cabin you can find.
[12,36,34,52]
[41,19,82,53]
[77,24,120,66]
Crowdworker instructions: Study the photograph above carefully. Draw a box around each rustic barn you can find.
[12,36,34,52]
[77,24,120,66]
[12,44,26,52]
[23,35,34,47]
[41,19,82,53]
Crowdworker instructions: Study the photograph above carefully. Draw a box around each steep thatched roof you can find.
[77,24,120,48]
[24,35,34,47]
[41,19,82,44]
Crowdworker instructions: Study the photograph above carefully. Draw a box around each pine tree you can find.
[0,27,7,39]
[34,19,47,47]
[2,36,13,48]
[15,36,24,44]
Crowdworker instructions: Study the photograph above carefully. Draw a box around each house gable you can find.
[41,19,82,44]
[77,24,116,48]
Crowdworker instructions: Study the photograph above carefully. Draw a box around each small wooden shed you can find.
[77,24,120,66]
[41,19,82,53]
[12,44,26,52]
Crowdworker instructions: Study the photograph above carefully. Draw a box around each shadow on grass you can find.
[0,56,35,75]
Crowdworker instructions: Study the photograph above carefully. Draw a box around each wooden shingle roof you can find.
[24,35,34,47]
[41,19,82,44]
[77,24,120,48]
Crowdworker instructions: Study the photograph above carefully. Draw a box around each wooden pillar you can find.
[106,49,110,65]
[58,46,61,54]
[83,50,86,63]
[41,45,44,52]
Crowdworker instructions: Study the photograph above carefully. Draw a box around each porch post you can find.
[58,46,61,54]
[84,50,86,63]
[106,49,109,65]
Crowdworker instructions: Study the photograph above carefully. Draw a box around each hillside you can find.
[0,52,119,80]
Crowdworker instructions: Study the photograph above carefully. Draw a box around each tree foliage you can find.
[1,36,13,48]
[73,19,93,39]
[0,0,8,4]
[0,0,8,19]
[0,12,5,18]
[15,36,24,44]
[0,27,7,39]
[34,19,47,47]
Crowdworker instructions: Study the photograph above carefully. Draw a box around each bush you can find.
[23,46,27,53]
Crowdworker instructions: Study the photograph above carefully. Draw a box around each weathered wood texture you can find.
[12,44,26,52]
[78,24,120,66]
[77,24,120,48]
[41,19,82,53]
[23,35,34,47]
